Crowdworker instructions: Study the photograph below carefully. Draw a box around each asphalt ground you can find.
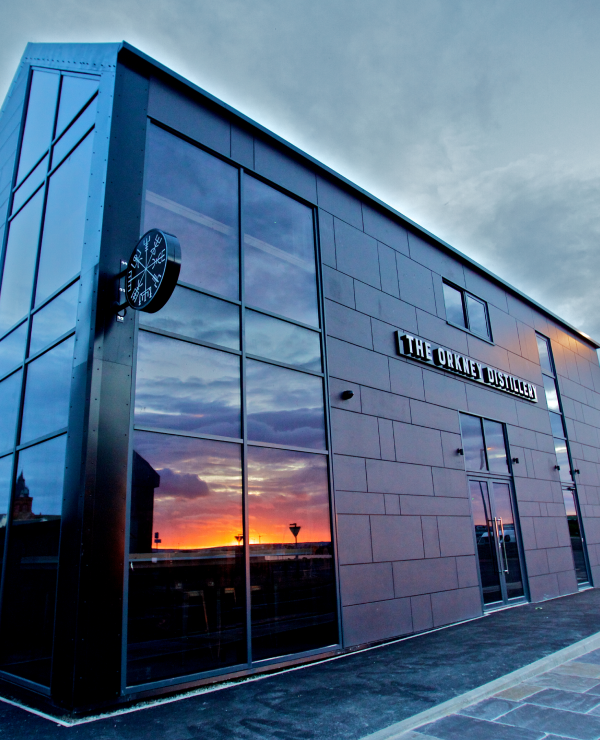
[2,588,600,740]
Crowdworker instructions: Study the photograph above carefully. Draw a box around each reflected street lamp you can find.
[289,523,301,544]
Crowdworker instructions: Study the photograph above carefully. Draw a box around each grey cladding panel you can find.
[408,232,465,287]
[331,407,381,458]
[396,253,437,315]
[327,337,390,390]
[334,219,380,288]
[463,266,509,312]
[318,209,336,268]
[431,587,481,626]
[325,299,372,349]
[355,283,417,333]
[342,598,412,647]
[370,515,424,561]
[393,558,458,598]
[322,265,355,309]
[362,203,409,254]
[486,305,520,353]
[507,293,535,328]
[317,175,363,228]
[340,563,394,605]
[333,454,367,492]
[336,515,373,565]
[366,459,434,495]
[389,357,425,400]
[378,243,399,297]
[148,76,230,156]
[254,138,317,202]
[361,386,411,422]
[230,124,253,168]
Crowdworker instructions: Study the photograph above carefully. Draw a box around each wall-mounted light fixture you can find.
[340,390,354,400]
[457,448,464,456]
[512,457,520,464]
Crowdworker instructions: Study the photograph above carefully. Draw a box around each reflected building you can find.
[0,42,599,714]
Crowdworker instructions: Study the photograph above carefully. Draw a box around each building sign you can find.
[397,332,538,403]
[125,229,181,313]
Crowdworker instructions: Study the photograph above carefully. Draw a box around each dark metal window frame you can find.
[120,119,342,694]
[442,280,493,343]
[459,411,529,608]
[536,332,592,587]
[466,473,529,610]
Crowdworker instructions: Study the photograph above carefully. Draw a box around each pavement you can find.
[1,588,600,739]
[399,647,600,740]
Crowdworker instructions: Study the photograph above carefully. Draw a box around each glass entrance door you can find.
[469,479,525,606]
[563,486,589,585]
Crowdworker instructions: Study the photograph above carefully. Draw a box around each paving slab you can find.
[497,703,600,740]
[525,687,600,713]
[1,588,600,739]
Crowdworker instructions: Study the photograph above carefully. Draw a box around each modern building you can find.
[0,41,599,716]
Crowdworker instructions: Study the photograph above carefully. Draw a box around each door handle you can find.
[495,517,509,574]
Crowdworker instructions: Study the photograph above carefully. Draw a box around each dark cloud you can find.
[2,1,600,344]
[156,467,210,499]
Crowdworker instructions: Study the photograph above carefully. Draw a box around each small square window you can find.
[443,282,491,340]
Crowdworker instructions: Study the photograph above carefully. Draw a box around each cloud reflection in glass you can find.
[134,332,241,438]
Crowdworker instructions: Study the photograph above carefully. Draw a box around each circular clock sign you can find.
[125,229,181,313]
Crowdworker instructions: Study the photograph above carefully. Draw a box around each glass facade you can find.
[126,125,336,686]
[0,66,98,686]
[536,333,590,584]
[461,413,525,607]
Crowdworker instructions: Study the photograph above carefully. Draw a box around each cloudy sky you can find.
[3,0,600,341]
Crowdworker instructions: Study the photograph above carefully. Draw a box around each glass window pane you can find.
[543,375,560,413]
[0,189,44,335]
[140,287,239,350]
[554,438,572,483]
[0,434,66,685]
[55,74,99,136]
[0,454,13,554]
[11,156,47,215]
[459,413,486,471]
[134,332,241,438]
[536,334,553,376]
[17,70,60,182]
[482,420,509,474]
[248,447,336,661]
[466,294,489,338]
[0,322,27,378]
[52,97,97,168]
[246,361,326,449]
[491,482,524,599]
[246,310,321,371]
[550,411,566,439]
[563,487,589,584]
[127,432,245,684]
[443,283,466,327]
[144,125,239,300]
[0,370,22,454]
[35,132,94,306]
[29,282,78,356]
[244,177,318,327]
[20,335,74,444]
[470,480,502,604]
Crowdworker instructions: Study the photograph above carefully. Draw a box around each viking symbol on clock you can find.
[123,229,181,313]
